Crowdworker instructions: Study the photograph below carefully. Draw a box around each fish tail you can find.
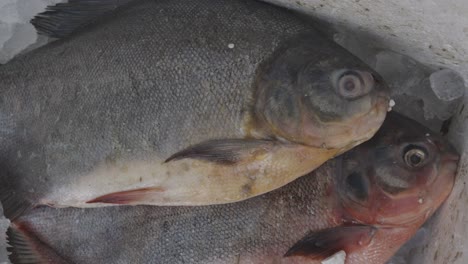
[7,221,71,264]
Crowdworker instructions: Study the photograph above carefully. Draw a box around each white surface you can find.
[322,250,346,264]
[0,0,467,264]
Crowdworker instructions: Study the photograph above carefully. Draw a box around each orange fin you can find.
[86,187,165,204]
[284,225,376,260]
[7,222,70,264]
[164,139,276,164]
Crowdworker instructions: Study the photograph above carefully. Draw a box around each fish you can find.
[0,0,389,219]
[5,112,459,264]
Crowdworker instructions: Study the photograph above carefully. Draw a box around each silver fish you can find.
[6,112,459,264]
[0,0,389,219]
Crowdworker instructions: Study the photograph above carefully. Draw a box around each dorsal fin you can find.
[31,0,136,38]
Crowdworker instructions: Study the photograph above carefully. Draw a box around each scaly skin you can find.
[8,113,459,264]
[0,0,389,214]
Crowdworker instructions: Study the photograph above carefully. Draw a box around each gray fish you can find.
[0,0,389,219]
[6,112,459,264]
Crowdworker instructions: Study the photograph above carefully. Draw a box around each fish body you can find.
[0,0,388,218]
[7,113,459,264]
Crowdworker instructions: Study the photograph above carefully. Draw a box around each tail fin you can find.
[7,222,70,264]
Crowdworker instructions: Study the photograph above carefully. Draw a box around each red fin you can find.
[86,187,165,204]
[284,225,376,260]
[7,222,70,264]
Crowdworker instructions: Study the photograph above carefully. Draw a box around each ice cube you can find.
[0,0,65,64]
[375,50,464,123]
[429,69,465,101]
[417,77,463,121]
[375,50,429,95]
[0,22,37,63]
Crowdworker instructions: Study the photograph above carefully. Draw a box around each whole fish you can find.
[6,112,459,264]
[0,0,389,219]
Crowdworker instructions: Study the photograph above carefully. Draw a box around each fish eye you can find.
[403,145,428,168]
[332,70,373,99]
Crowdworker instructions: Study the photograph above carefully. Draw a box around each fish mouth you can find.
[318,92,389,149]
[341,92,389,144]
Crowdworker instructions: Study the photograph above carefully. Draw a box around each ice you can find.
[375,51,429,95]
[374,50,464,128]
[430,69,465,101]
[0,0,64,64]
[418,77,464,121]
[321,250,346,264]
[0,203,10,264]
[0,22,37,63]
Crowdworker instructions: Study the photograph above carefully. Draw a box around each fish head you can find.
[337,112,459,227]
[255,38,390,149]
[295,50,391,149]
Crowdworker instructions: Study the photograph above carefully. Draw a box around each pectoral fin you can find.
[284,225,376,260]
[165,139,277,165]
